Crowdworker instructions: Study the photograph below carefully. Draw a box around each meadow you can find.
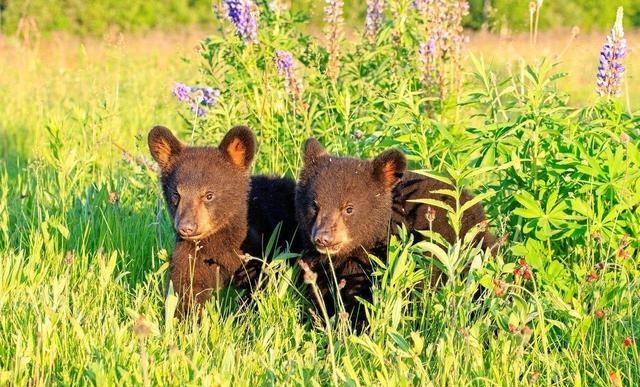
[0,2,639,386]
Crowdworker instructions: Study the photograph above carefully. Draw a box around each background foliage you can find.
[1,0,640,36]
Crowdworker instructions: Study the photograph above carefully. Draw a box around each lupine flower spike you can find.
[224,0,259,44]
[596,7,626,97]
[324,0,344,82]
[364,0,385,43]
[414,0,469,102]
[273,50,306,109]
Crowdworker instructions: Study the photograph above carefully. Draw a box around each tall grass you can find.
[1,3,638,386]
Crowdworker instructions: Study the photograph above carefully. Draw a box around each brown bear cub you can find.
[295,138,495,330]
[148,126,299,317]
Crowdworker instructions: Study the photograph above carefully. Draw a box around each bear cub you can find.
[148,125,299,317]
[295,138,495,329]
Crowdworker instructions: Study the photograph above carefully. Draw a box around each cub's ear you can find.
[372,149,406,189]
[302,138,328,165]
[219,125,256,169]
[148,126,185,173]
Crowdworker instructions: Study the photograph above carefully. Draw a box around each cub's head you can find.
[148,125,256,241]
[295,138,406,257]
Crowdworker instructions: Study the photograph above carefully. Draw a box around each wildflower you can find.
[338,278,346,290]
[497,233,509,247]
[513,258,533,281]
[596,7,627,97]
[64,250,74,265]
[609,371,621,387]
[190,105,207,117]
[172,83,221,118]
[520,325,533,344]
[623,336,633,347]
[132,315,152,339]
[617,247,630,259]
[173,83,191,102]
[273,50,305,106]
[303,270,317,284]
[201,87,221,107]
[224,0,259,44]
[298,259,310,272]
[324,0,344,82]
[586,271,598,283]
[298,259,317,284]
[620,132,630,145]
[364,0,385,43]
[595,309,605,319]
[425,206,436,223]
[274,50,294,73]
[418,37,439,93]
[619,234,630,248]
[414,1,469,102]
[353,129,364,140]
[108,191,119,204]
[492,278,506,297]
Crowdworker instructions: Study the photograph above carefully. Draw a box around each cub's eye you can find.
[344,205,354,215]
[204,191,215,202]
[170,193,180,206]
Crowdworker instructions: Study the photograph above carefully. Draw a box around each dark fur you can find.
[295,138,495,330]
[148,126,299,317]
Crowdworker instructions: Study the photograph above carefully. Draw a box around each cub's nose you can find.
[178,222,197,238]
[313,232,334,248]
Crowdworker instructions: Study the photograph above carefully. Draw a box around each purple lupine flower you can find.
[173,83,191,103]
[172,83,221,118]
[273,50,304,104]
[365,0,385,42]
[274,50,294,74]
[419,38,437,77]
[201,87,221,107]
[190,105,207,117]
[596,7,627,97]
[224,0,259,44]
[426,36,437,56]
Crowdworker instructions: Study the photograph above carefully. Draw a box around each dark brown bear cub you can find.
[295,138,495,330]
[148,126,299,317]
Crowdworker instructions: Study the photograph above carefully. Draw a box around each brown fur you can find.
[149,125,300,317]
[295,138,494,329]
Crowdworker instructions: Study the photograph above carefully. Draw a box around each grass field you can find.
[0,9,639,386]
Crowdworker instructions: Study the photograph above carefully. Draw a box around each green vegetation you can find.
[1,2,638,386]
[1,0,640,37]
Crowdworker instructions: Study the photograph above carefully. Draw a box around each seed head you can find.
[586,271,598,283]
